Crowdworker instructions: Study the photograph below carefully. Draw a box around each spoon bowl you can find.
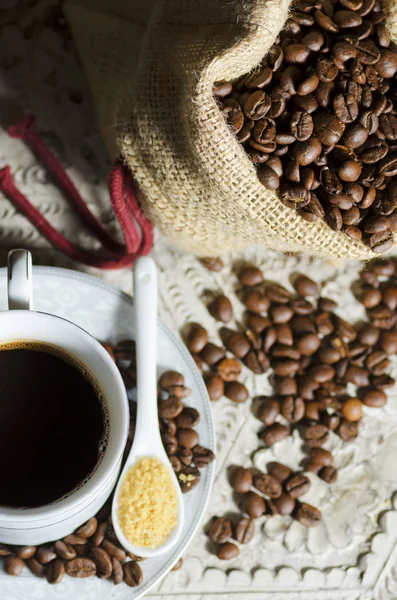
[112,257,184,558]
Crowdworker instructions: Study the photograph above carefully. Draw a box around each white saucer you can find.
[0,266,215,600]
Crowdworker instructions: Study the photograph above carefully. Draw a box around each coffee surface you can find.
[0,343,107,508]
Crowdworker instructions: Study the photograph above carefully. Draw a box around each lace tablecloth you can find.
[1,2,397,599]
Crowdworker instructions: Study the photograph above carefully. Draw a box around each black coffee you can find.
[0,342,108,508]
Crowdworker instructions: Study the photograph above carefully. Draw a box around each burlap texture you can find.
[64,0,397,259]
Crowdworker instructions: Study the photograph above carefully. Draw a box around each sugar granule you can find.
[118,457,178,548]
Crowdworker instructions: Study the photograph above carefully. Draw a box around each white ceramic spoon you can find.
[112,257,184,558]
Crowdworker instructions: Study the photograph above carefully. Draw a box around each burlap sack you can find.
[64,0,397,259]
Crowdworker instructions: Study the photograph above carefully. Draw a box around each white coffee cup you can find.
[0,249,129,545]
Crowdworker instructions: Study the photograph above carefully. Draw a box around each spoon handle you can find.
[133,257,160,449]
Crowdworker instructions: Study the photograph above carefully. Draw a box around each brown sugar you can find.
[118,457,178,548]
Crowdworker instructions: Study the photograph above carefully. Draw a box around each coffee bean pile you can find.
[1,347,211,584]
[185,261,397,557]
[0,509,144,585]
[216,0,397,252]
[208,460,323,559]
[113,341,215,493]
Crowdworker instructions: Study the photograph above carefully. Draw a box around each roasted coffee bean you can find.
[230,466,253,494]
[209,517,233,543]
[205,374,224,401]
[379,331,397,354]
[260,423,289,446]
[36,545,57,565]
[187,324,209,354]
[15,546,36,560]
[239,267,264,287]
[292,137,322,166]
[245,349,270,374]
[285,473,311,498]
[318,465,338,483]
[176,407,200,428]
[253,473,282,498]
[26,557,46,577]
[217,542,239,560]
[161,432,178,455]
[112,558,123,585]
[274,376,297,396]
[341,397,363,422]
[76,517,98,539]
[280,395,305,422]
[305,401,322,421]
[304,423,329,447]
[337,419,359,441]
[293,275,318,297]
[91,521,107,547]
[123,561,143,587]
[344,365,369,386]
[4,556,24,576]
[159,396,183,419]
[310,448,333,466]
[274,493,296,515]
[176,428,199,449]
[0,544,12,557]
[46,559,65,585]
[224,332,251,358]
[178,466,201,492]
[199,257,224,271]
[216,358,242,382]
[243,290,270,313]
[100,539,126,562]
[192,445,215,468]
[314,113,344,145]
[201,343,226,366]
[209,295,233,323]
[170,455,182,472]
[297,333,321,356]
[361,387,387,406]
[176,448,193,467]
[234,517,255,544]
[257,397,280,425]
[266,284,292,303]
[259,166,280,190]
[224,381,249,403]
[295,502,322,527]
[55,540,76,560]
[65,558,96,578]
[242,492,266,518]
[267,461,292,482]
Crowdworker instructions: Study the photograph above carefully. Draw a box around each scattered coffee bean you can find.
[224,381,249,403]
[267,462,292,482]
[253,473,282,498]
[234,517,255,544]
[295,503,322,527]
[257,397,280,425]
[205,374,225,401]
[260,423,289,446]
[239,267,265,287]
[318,465,338,483]
[209,517,233,543]
[47,559,65,585]
[15,546,36,560]
[199,257,224,271]
[209,295,233,322]
[217,542,239,560]
[65,558,96,578]
[274,493,296,515]
[186,324,209,354]
[216,358,242,381]
[123,561,143,587]
[310,448,333,466]
[4,556,24,576]
[242,492,266,518]
[230,466,253,494]
[201,343,226,366]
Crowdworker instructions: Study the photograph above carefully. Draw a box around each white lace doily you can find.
[2,2,397,599]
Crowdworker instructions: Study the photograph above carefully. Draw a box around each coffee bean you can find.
[274,493,296,515]
[259,166,280,190]
[274,376,297,396]
[280,473,308,502]
[292,137,322,166]
[318,465,338,483]
[257,397,280,425]
[216,358,242,382]
[91,521,107,547]
[123,561,143,587]
[217,542,239,560]
[201,343,226,366]
[310,448,333,466]
[192,445,215,468]
[15,546,36,560]
[26,557,46,577]
[305,400,322,421]
[280,395,305,423]
[224,381,249,403]
[177,447,193,466]
[267,461,292,482]
[260,423,289,446]
[314,113,344,145]
[209,295,233,323]
[36,545,57,565]
[341,398,363,421]
[100,539,126,562]
[199,257,224,272]
[304,423,329,447]
[112,558,123,585]
[295,502,322,527]
[55,540,76,560]
[187,324,208,354]
[344,365,369,386]
[253,473,282,498]
[234,517,255,544]
[242,492,266,518]
[178,466,201,492]
[205,374,224,401]
[230,466,253,494]
[209,517,232,543]
[158,396,183,419]
[239,267,264,287]
[242,290,270,313]
[65,558,96,578]
[176,428,199,449]
[379,331,397,354]
[297,333,321,356]
[224,332,251,358]
[76,517,98,539]
[293,275,318,297]
[176,407,200,429]
[4,556,24,576]
[46,559,65,585]
[361,387,387,406]
[337,419,359,441]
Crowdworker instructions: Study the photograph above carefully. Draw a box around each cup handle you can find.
[7,249,34,310]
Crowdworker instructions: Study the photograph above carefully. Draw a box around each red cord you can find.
[0,116,153,269]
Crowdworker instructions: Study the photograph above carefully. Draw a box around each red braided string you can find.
[0,116,153,269]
